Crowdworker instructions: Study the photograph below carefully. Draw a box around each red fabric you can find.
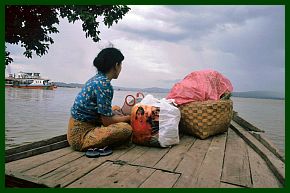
[131,104,160,146]
[166,70,233,105]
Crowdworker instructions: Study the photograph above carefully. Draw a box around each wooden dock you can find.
[5,113,285,188]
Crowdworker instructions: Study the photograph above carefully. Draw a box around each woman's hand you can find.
[101,114,131,127]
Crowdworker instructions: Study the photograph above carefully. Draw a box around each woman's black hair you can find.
[93,47,124,73]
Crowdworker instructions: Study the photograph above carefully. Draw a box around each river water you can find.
[5,87,285,155]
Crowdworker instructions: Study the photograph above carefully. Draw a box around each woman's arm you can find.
[101,114,131,127]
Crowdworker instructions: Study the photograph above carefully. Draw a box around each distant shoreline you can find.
[231,96,284,100]
[54,82,284,100]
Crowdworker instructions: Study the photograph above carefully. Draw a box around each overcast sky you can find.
[6,5,285,93]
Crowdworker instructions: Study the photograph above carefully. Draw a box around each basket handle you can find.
[125,95,136,106]
[136,92,144,99]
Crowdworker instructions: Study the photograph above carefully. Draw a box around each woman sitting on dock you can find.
[67,47,132,151]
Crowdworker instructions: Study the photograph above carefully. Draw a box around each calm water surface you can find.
[5,87,285,155]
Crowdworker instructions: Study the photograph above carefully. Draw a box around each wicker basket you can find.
[179,100,233,139]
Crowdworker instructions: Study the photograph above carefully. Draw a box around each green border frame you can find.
[1,0,287,192]
[1,0,287,5]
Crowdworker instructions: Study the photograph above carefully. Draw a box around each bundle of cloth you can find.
[166,69,233,105]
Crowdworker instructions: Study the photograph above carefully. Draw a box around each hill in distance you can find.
[114,86,170,93]
[54,82,84,88]
[232,91,284,100]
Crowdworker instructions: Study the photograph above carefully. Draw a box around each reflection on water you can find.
[5,87,79,149]
[5,88,284,156]
[6,87,56,102]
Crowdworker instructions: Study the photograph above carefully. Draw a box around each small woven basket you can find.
[179,100,233,139]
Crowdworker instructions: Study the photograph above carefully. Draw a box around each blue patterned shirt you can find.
[71,72,113,122]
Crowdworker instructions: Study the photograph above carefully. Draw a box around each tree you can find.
[5,5,130,65]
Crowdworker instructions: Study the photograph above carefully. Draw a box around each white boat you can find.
[5,72,56,90]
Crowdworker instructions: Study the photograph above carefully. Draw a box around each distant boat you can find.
[5,72,56,90]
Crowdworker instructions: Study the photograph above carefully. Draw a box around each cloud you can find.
[5,5,285,93]
[113,6,187,42]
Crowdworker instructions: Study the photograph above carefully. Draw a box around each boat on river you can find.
[5,72,56,90]
[5,112,284,188]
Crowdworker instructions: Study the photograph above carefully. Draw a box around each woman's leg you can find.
[67,117,95,151]
[80,122,132,151]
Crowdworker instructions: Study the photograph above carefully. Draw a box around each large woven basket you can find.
[179,100,233,139]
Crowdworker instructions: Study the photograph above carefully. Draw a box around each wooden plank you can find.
[154,135,195,171]
[57,147,133,187]
[232,113,264,132]
[95,163,139,187]
[40,156,93,181]
[84,163,154,188]
[193,133,227,188]
[220,182,244,188]
[113,166,155,188]
[6,147,73,173]
[173,137,212,187]
[40,146,132,185]
[67,160,172,188]
[66,161,121,188]
[247,145,283,188]
[23,150,84,177]
[221,128,252,187]
[250,132,284,162]
[6,140,69,163]
[5,171,60,188]
[117,145,149,163]
[132,146,170,167]
[139,170,180,188]
[234,111,284,161]
[230,121,285,185]
[6,134,67,156]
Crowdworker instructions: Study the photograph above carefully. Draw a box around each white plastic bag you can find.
[131,94,180,147]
